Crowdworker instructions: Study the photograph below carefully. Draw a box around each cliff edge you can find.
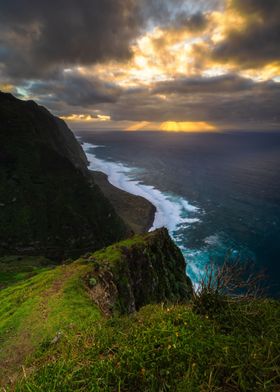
[83,228,193,315]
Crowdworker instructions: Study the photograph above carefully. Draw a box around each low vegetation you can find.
[0,232,279,391]
[0,256,54,289]
[11,299,280,392]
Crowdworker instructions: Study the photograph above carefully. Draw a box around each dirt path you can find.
[0,265,75,388]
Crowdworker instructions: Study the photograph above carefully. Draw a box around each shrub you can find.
[192,260,267,317]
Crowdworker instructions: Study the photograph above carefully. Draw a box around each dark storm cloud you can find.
[0,0,222,79]
[213,0,280,68]
[0,0,140,78]
[178,13,209,32]
[153,74,254,95]
[155,12,209,34]
[107,75,280,125]
[27,71,280,128]
[28,72,121,109]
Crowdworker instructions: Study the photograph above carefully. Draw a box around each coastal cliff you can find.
[0,92,128,258]
[83,228,192,315]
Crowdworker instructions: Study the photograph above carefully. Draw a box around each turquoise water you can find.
[77,131,280,296]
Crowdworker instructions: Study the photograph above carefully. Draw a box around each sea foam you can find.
[83,143,199,232]
[82,142,204,285]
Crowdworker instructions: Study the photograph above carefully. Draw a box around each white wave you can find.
[81,142,205,284]
[82,143,200,234]
[181,200,199,213]
[204,234,221,246]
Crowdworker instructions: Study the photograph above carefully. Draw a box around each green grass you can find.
[0,260,101,386]
[14,300,280,391]
[0,234,279,391]
[90,233,146,265]
[0,255,54,289]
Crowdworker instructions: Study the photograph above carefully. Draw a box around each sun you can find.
[160,122,217,132]
[125,121,217,132]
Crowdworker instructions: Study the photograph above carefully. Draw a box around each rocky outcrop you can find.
[83,228,193,315]
[0,92,129,259]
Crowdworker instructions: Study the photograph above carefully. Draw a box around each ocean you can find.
[76,130,280,296]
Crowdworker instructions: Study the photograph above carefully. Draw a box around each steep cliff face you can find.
[83,228,193,315]
[0,93,88,173]
[0,92,128,258]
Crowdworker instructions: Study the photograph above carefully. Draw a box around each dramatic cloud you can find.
[213,0,280,68]
[33,74,279,128]
[153,74,254,95]
[0,0,141,78]
[104,75,280,127]
[176,13,209,32]
[29,72,121,110]
[0,0,279,129]
[0,0,219,79]
[141,0,221,27]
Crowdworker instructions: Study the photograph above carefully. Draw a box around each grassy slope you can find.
[0,256,56,289]
[14,301,280,392]
[0,260,100,386]
[0,232,279,391]
[0,229,191,387]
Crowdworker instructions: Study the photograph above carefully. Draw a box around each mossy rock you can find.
[84,228,193,315]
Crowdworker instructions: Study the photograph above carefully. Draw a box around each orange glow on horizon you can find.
[125,121,217,132]
[0,83,14,92]
[160,121,217,132]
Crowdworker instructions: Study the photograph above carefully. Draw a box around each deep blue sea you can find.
[76,130,280,296]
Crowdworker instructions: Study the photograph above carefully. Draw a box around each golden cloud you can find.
[60,114,111,122]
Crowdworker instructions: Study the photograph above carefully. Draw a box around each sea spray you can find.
[82,142,204,284]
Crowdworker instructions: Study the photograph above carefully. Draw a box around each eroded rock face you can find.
[0,92,128,259]
[84,228,193,314]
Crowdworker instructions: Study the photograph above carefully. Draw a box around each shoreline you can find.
[91,170,156,234]
[82,142,199,233]
[81,139,203,286]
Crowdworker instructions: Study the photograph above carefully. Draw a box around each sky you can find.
[1,0,280,132]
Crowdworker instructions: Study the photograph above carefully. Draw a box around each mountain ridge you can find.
[0,91,128,258]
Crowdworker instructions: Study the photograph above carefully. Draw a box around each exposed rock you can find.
[50,331,63,345]
[84,228,193,315]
